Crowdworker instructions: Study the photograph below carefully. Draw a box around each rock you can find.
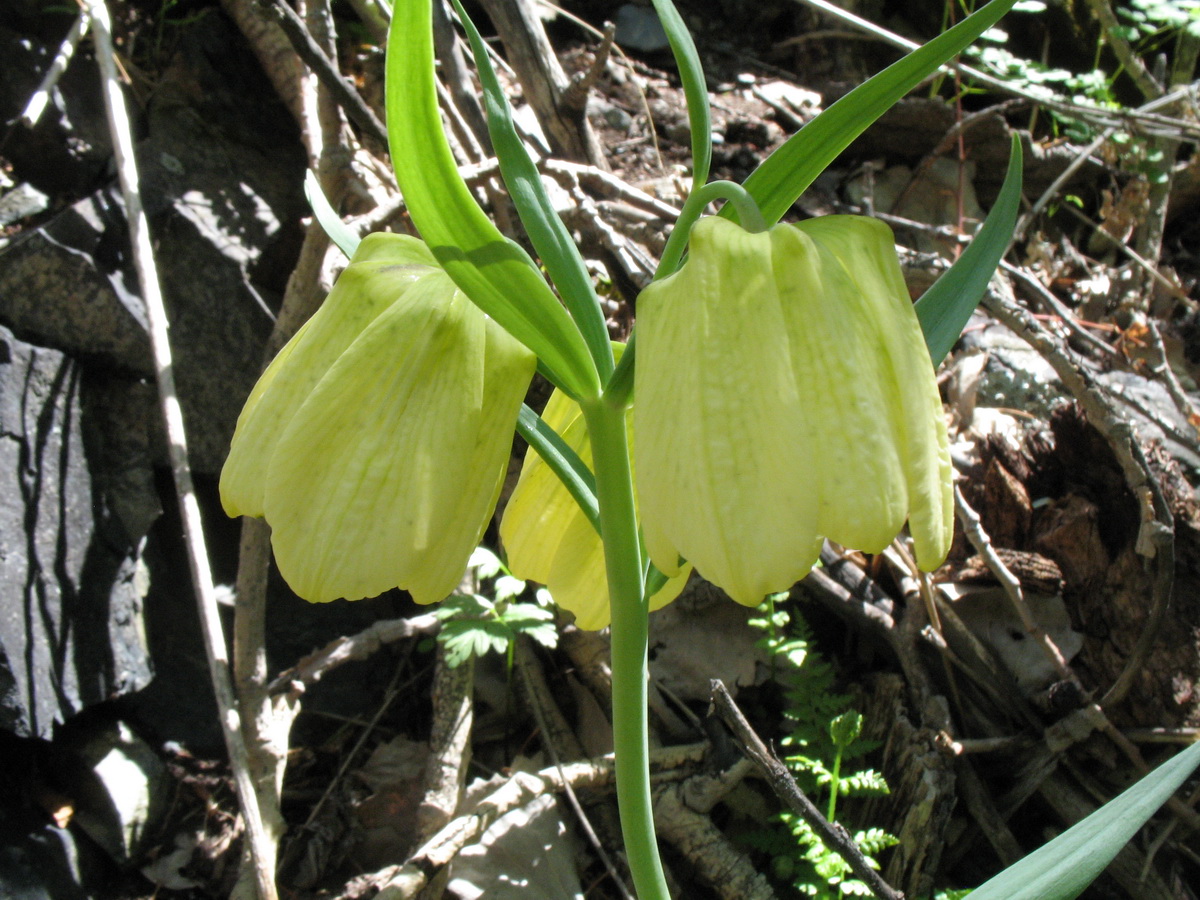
[0,185,153,374]
[0,182,51,232]
[0,325,156,737]
[0,11,307,474]
[614,4,671,52]
[65,719,169,866]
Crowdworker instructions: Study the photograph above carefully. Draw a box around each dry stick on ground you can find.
[709,680,905,900]
[982,279,1176,709]
[412,650,474,900]
[1145,318,1200,431]
[355,744,710,900]
[654,761,776,900]
[1000,261,1119,359]
[477,0,608,168]
[1057,202,1191,304]
[433,0,491,152]
[515,640,636,900]
[231,0,362,889]
[219,0,309,129]
[1083,0,1163,99]
[417,650,475,843]
[953,485,1078,686]
[268,612,441,695]
[87,3,278,899]
[256,0,388,145]
[20,4,90,127]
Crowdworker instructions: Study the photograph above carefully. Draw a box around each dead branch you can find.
[88,3,277,897]
[255,0,387,145]
[709,680,905,900]
[268,612,440,695]
[349,744,708,900]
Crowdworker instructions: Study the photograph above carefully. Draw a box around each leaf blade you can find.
[915,133,1023,365]
[738,0,1017,226]
[385,1,598,398]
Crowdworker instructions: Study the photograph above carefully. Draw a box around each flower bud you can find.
[221,233,536,604]
[634,215,952,606]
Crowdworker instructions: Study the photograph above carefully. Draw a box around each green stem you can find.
[581,397,669,900]
[827,748,843,822]
[656,179,766,279]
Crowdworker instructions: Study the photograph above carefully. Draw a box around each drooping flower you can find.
[220,232,536,604]
[501,346,692,630]
[634,215,952,607]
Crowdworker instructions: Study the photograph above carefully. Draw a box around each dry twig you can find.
[88,3,277,897]
[981,281,1176,711]
[709,680,905,900]
[354,744,708,900]
[255,0,388,145]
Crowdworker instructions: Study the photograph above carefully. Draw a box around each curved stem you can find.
[581,397,670,900]
[655,179,767,279]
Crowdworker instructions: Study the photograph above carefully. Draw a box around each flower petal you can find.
[796,216,953,569]
[635,214,953,607]
[220,233,440,518]
[260,270,534,604]
[502,351,690,629]
[636,217,822,606]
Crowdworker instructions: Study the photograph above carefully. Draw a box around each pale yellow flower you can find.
[221,233,536,604]
[634,215,952,606]
[501,347,692,630]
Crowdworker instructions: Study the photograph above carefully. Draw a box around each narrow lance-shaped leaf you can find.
[735,0,1017,226]
[969,740,1200,900]
[450,0,613,380]
[386,0,598,399]
[304,169,360,259]
[649,0,711,191]
[916,133,1023,365]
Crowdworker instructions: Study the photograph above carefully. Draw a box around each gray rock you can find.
[0,325,156,737]
[66,719,169,866]
[0,12,306,473]
[0,183,51,231]
[0,186,152,375]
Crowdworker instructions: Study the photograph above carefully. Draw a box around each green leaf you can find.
[468,546,505,579]
[969,740,1200,900]
[449,0,614,381]
[385,1,598,399]
[493,574,527,602]
[737,0,1017,226]
[515,402,600,535]
[434,592,495,621]
[439,618,513,667]
[304,170,360,259]
[915,133,1023,364]
[649,0,711,190]
[501,603,558,649]
[829,710,864,749]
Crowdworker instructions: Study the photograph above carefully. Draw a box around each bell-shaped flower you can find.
[220,232,536,605]
[501,346,692,629]
[634,215,952,607]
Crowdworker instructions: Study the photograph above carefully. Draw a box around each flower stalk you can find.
[582,395,670,900]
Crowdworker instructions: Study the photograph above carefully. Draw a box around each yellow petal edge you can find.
[221,232,536,604]
[634,216,952,607]
[501,345,692,630]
